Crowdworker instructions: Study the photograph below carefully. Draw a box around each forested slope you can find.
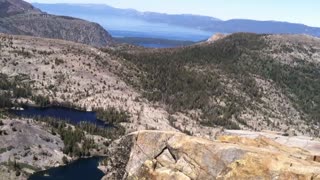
[108,33,320,136]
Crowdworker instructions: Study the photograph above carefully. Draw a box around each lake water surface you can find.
[28,157,105,180]
[11,106,108,127]
[11,107,109,179]
[31,4,213,44]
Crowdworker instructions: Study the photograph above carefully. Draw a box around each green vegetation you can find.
[62,156,68,164]
[0,73,33,108]
[248,55,320,122]
[38,117,94,157]
[78,122,125,140]
[0,72,127,156]
[0,73,12,90]
[54,58,64,65]
[33,116,125,157]
[13,87,32,98]
[1,159,41,176]
[0,73,54,108]
[95,107,130,124]
[0,93,12,108]
[0,148,7,154]
[113,33,320,129]
[60,127,93,157]
[10,49,33,58]
[31,95,50,107]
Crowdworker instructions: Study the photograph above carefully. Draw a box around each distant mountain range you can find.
[33,3,320,38]
[0,0,113,47]
[32,3,221,30]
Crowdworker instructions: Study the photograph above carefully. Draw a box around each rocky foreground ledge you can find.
[102,130,320,180]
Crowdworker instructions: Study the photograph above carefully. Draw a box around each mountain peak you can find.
[207,33,227,42]
[0,0,41,17]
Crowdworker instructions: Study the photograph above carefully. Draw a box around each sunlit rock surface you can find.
[102,130,320,180]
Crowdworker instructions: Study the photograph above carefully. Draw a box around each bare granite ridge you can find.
[102,130,320,180]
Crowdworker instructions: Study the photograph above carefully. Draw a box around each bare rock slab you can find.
[102,130,320,180]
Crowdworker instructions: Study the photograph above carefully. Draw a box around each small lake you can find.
[11,107,110,179]
[28,157,105,180]
[11,106,108,127]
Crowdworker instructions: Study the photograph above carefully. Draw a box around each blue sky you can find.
[26,0,319,27]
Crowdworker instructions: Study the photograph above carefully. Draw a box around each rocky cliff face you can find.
[0,0,113,47]
[102,130,320,180]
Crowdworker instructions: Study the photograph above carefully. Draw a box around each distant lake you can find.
[28,157,104,180]
[31,4,213,42]
[11,106,108,127]
[106,21,212,42]
[58,14,212,41]
[70,15,212,42]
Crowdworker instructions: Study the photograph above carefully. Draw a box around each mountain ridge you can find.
[0,0,113,47]
[107,32,320,137]
[1,32,320,178]
[32,2,222,21]
[1,31,319,137]
[0,0,41,17]
[32,3,320,38]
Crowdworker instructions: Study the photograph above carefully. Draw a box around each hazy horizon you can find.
[26,0,320,27]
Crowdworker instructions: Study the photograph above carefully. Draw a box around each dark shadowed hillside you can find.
[0,0,113,46]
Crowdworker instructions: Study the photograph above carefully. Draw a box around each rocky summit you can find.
[102,130,320,180]
[0,0,113,47]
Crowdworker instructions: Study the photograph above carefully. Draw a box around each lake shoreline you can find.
[9,105,114,128]
[0,114,112,179]
[1,105,125,179]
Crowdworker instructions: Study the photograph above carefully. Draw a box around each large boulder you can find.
[102,130,320,180]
